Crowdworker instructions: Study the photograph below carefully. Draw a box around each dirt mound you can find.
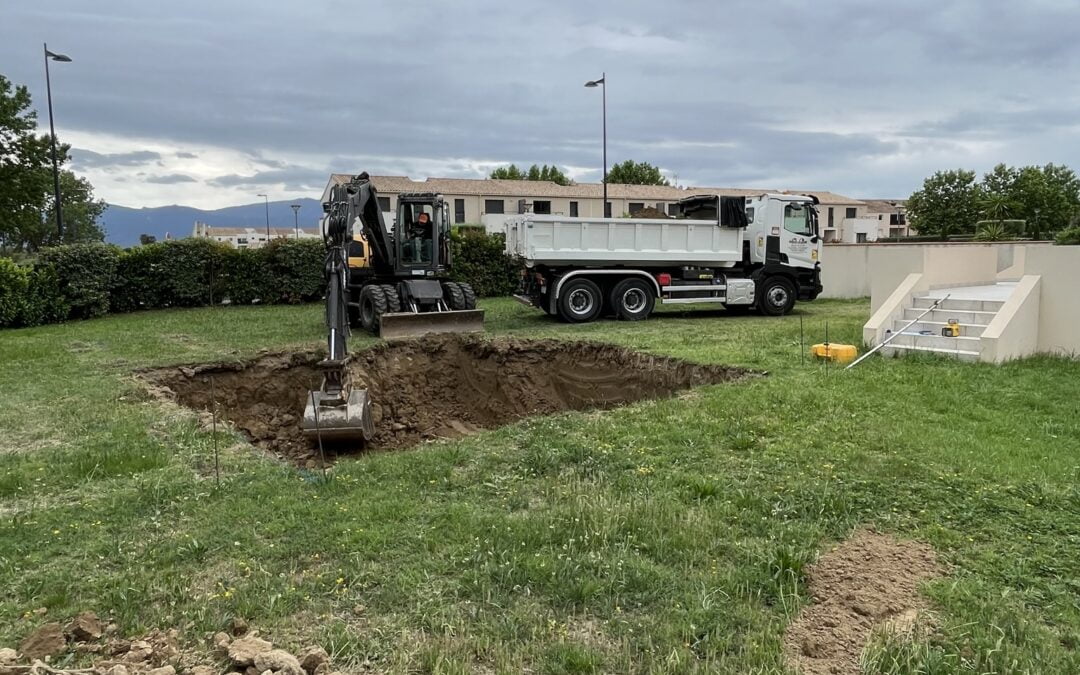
[143,335,753,465]
[783,528,945,675]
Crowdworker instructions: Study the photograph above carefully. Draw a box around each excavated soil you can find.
[783,528,945,675]
[142,334,753,465]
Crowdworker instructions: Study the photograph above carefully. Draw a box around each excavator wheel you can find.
[443,281,467,310]
[379,284,402,313]
[458,282,477,310]
[359,284,388,333]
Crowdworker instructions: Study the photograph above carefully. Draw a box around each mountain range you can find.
[100,198,324,247]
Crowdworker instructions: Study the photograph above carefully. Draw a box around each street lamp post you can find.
[256,193,270,240]
[584,73,607,218]
[290,203,301,239]
[44,44,72,242]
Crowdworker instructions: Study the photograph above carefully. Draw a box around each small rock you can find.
[253,649,302,675]
[107,666,130,675]
[0,649,16,665]
[106,623,120,635]
[230,617,249,637]
[75,643,102,655]
[228,635,273,667]
[313,663,331,675]
[19,623,65,661]
[124,640,153,663]
[32,608,48,616]
[108,638,131,656]
[67,611,104,642]
[212,631,231,658]
[244,667,260,675]
[351,605,365,616]
[298,646,329,674]
[190,667,217,675]
[147,666,175,675]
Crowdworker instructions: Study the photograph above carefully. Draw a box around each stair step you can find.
[886,332,982,351]
[902,307,997,325]
[895,320,986,337]
[881,344,980,362]
[913,296,1005,312]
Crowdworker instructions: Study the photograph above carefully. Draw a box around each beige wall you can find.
[981,275,1041,363]
[1025,247,1080,357]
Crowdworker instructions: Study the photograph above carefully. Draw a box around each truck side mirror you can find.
[811,235,820,244]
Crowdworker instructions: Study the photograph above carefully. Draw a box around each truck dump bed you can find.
[504,215,744,268]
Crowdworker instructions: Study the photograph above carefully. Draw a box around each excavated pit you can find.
[143,335,755,465]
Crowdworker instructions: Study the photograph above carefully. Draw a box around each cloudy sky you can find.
[3,1,1080,209]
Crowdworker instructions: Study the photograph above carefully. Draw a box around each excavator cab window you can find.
[399,203,435,266]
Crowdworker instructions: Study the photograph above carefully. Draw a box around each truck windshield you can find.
[783,204,814,237]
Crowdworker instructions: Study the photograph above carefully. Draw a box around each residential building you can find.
[861,200,911,239]
[191,221,319,248]
[320,175,873,234]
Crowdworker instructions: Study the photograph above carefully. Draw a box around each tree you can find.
[0,73,105,252]
[139,234,157,245]
[605,160,669,186]
[490,163,569,186]
[906,169,982,238]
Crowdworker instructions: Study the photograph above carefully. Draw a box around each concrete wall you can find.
[981,275,1042,363]
[1025,247,1080,357]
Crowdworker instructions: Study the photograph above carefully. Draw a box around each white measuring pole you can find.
[845,293,951,370]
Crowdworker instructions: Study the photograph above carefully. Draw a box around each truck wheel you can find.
[758,276,796,316]
[359,285,388,333]
[442,281,467,310]
[458,282,477,310]
[379,284,402,313]
[610,278,654,321]
[557,278,602,323]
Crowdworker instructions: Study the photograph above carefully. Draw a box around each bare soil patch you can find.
[783,528,945,675]
[142,334,753,465]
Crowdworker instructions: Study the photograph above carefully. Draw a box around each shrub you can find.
[221,247,273,305]
[0,258,30,327]
[111,242,170,313]
[22,265,67,326]
[157,238,232,306]
[262,238,325,304]
[1054,226,1080,245]
[449,231,521,297]
[37,243,121,320]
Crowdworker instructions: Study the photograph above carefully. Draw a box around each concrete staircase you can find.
[881,295,1005,362]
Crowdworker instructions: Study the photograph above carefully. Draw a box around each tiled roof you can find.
[326,174,863,204]
[861,199,907,213]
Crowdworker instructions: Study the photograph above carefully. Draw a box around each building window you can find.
[628,202,645,215]
[745,207,755,223]
[604,201,612,218]
[845,207,857,218]
[454,199,465,223]
[655,202,664,211]
[534,200,551,215]
[569,201,579,217]
[484,199,504,214]
[856,233,868,243]
[889,213,906,225]
[667,203,681,217]
[378,196,390,212]
[237,238,247,245]
[828,207,835,228]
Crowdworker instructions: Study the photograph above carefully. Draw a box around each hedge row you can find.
[1,233,521,329]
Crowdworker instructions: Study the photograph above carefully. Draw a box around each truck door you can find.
[780,202,819,270]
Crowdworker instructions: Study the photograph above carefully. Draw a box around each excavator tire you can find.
[379,284,403,313]
[443,281,467,310]
[359,284,388,333]
[459,282,477,310]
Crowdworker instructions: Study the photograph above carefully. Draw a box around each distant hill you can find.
[100,198,324,246]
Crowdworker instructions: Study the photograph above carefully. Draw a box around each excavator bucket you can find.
[302,388,375,442]
[378,309,486,341]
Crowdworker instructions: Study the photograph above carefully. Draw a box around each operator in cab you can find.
[404,211,434,263]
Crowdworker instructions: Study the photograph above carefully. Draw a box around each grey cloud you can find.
[145,173,197,184]
[175,151,198,159]
[208,166,328,189]
[70,148,162,168]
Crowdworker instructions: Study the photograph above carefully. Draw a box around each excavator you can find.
[301,173,484,442]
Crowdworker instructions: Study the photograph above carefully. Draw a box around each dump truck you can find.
[301,173,484,442]
[506,193,823,322]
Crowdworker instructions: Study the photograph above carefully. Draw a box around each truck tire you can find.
[758,276,796,316]
[442,281,466,310]
[557,278,603,323]
[458,282,477,310]
[610,278,655,321]
[379,284,402,313]
[359,284,388,333]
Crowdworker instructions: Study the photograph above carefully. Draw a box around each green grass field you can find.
[1,298,1078,674]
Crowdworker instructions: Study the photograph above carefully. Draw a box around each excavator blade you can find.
[378,309,485,341]
[302,388,375,442]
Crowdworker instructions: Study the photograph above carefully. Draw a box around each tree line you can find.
[906,164,1080,240]
[0,74,105,254]
[490,160,670,186]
